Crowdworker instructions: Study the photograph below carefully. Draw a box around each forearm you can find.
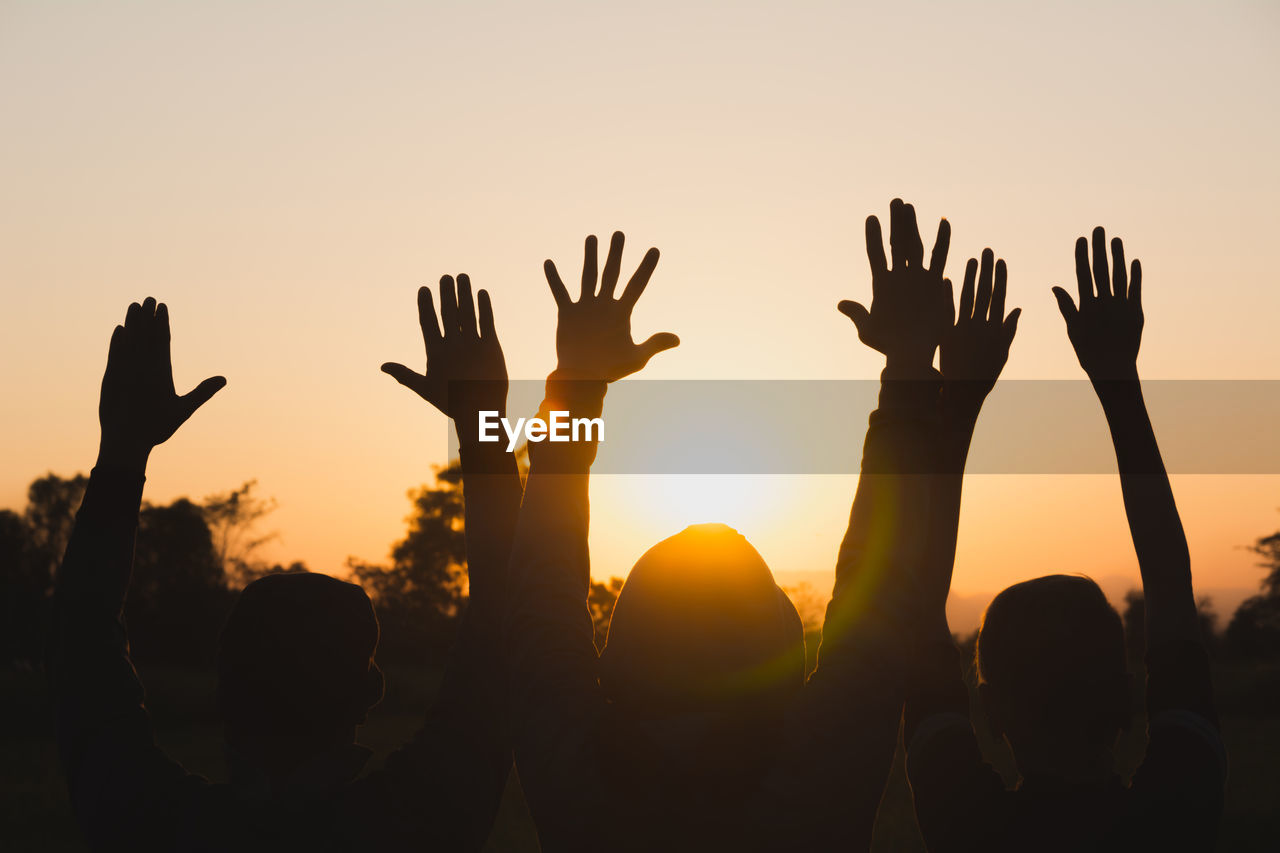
[456,437,522,612]
[499,377,609,832]
[506,375,604,641]
[47,460,173,841]
[899,395,982,747]
[824,363,941,660]
[1094,377,1198,649]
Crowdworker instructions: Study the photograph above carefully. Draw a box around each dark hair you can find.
[217,573,382,738]
[977,575,1128,745]
[599,523,805,713]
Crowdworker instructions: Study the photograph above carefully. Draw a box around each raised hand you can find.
[941,248,1021,415]
[98,297,226,467]
[382,275,508,431]
[544,231,679,382]
[839,198,953,370]
[1051,227,1143,381]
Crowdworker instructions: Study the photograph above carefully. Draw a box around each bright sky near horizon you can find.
[2,1,1278,622]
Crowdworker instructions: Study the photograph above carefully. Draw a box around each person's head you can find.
[597,524,805,794]
[976,575,1130,780]
[217,573,384,775]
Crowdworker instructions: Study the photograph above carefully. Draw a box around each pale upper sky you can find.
[2,1,1278,622]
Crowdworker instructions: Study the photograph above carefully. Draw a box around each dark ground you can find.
[3,660,1277,851]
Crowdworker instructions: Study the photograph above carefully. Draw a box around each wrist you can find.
[454,405,505,446]
[884,350,937,376]
[545,371,608,415]
[1091,371,1143,407]
[96,435,151,475]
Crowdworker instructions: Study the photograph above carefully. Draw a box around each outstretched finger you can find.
[1129,259,1142,308]
[125,300,146,331]
[417,286,442,352]
[636,331,680,369]
[1091,227,1111,297]
[1052,286,1079,324]
[974,249,994,319]
[865,215,888,285]
[439,275,459,334]
[457,273,478,338]
[959,258,977,322]
[899,201,924,268]
[477,289,497,339]
[179,375,227,421]
[544,260,571,307]
[1074,236,1092,303]
[155,302,172,344]
[1110,238,1128,300]
[153,302,175,383]
[837,300,870,335]
[106,324,128,370]
[888,200,906,270]
[619,247,661,308]
[929,218,951,277]
[381,362,427,394]
[601,231,625,298]
[991,259,1007,321]
[1002,307,1022,347]
[580,234,598,300]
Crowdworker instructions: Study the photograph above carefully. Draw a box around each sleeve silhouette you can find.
[759,364,945,850]
[48,465,211,850]
[48,455,522,851]
[361,273,523,848]
[759,200,956,848]
[902,249,1023,851]
[1091,378,1225,845]
[503,375,611,849]
[900,406,1010,853]
[1063,229,1225,841]
[346,436,522,850]
[905,231,1227,851]
[49,294,522,850]
[504,229,679,849]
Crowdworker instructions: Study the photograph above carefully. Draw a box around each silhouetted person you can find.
[49,284,521,851]
[505,205,968,851]
[904,229,1226,851]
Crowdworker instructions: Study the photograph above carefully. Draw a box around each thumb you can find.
[837,300,870,334]
[381,362,426,392]
[1002,307,1022,347]
[1051,287,1078,324]
[179,375,227,421]
[636,332,680,367]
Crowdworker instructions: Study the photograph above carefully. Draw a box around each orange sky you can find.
[2,1,1278,624]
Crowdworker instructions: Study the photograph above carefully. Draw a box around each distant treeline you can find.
[3,467,1280,670]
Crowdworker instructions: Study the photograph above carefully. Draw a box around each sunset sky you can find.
[2,1,1278,625]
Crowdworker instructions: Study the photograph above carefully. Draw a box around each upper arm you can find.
[906,717,1009,853]
[1127,639,1226,846]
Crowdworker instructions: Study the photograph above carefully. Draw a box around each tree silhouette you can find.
[1226,528,1280,658]
[348,462,467,663]
[589,576,624,651]
[1122,588,1218,659]
[0,509,41,666]
[1,474,88,667]
[126,498,234,665]
[202,479,280,587]
[23,473,88,583]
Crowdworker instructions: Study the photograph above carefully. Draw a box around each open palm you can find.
[382,274,508,422]
[544,231,679,382]
[99,298,226,456]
